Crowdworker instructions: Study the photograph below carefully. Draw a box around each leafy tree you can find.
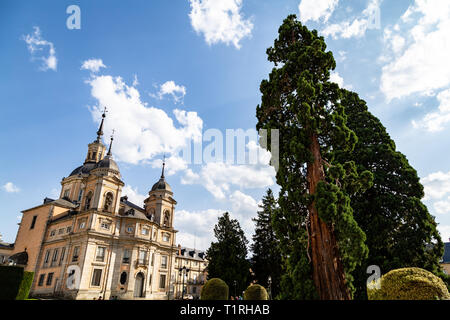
[335,89,446,299]
[250,189,282,298]
[256,15,372,299]
[206,212,250,297]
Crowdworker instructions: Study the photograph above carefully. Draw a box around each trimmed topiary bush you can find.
[201,278,229,300]
[244,284,268,300]
[0,266,24,300]
[0,266,34,300]
[16,271,34,300]
[367,267,450,300]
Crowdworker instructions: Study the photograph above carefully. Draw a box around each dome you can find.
[95,155,119,172]
[151,177,172,192]
[69,162,97,177]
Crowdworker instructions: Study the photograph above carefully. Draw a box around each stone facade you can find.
[7,113,206,300]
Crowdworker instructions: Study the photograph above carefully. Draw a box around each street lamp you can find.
[178,266,190,300]
[267,276,272,300]
[233,280,237,298]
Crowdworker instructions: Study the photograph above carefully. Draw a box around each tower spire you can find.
[96,106,107,143]
[161,154,166,179]
[107,129,115,156]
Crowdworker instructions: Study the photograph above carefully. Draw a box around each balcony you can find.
[135,258,149,268]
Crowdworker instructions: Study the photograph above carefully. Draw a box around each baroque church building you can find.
[8,112,206,299]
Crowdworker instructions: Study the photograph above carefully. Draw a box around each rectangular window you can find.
[46,273,54,286]
[58,228,64,235]
[72,246,79,262]
[60,247,66,265]
[100,222,110,230]
[138,250,147,264]
[122,249,131,264]
[63,189,70,199]
[38,274,46,286]
[159,274,166,289]
[43,250,50,265]
[141,228,149,236]
[96,247,106,262]
[151,253,154,266]
[30,216,37,230]
[162,233,170,242]
[77,189,83,202]
[91,269,102,286]
[66,226,72,233]
[51,249,59,265]
[78,220,86,230]
[161,256,168,269]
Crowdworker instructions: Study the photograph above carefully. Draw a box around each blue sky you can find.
[1,0,450,250]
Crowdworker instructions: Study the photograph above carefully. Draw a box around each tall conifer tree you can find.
[250,189,282,298]
[335,89,446,299]
[206,212,250,297]
[256,15,372,299]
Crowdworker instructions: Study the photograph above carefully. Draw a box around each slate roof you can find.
[442,242,450,263]
[177,246,206,261]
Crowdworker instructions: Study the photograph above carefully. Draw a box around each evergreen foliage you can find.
[256,14,371,299]
[0,266,34,300]
[206,212,250,297]
[250,189,282,298]
[335,89,446,299]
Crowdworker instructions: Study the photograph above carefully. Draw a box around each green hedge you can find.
[0,266,34,300]
[200,278,229,300]
[244,284,268,300]
[367,267,450,300]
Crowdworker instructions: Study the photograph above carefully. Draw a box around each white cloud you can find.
[181,161,275,200]
[2,182,20,193]
[150,156,188,176]
[152,81,187,103]
[298,0,339,23]
[380,0,450,102]
[434,197,450,215]
[121,185,147,206]
[188,0,253,49]
[86,74,203,165]
[412,88,450,132]
[174,190,260,251]
[22,26,57,71]
[81,59,106,73]
[322,0,381,39]
[422,171,450,201]
[438,225,450,243]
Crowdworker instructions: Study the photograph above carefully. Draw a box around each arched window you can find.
[104,192,114,212]
[84,192,93,211]
[163,210,170,227]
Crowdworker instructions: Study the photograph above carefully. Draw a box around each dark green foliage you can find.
[335,89,446,299]
[0,266,34,300]
[250,189,282,298]
[201,278,229,300]
[206,212,250,297]
[256,15,370,299]
[16,271,34,300]
[244,284,269,300]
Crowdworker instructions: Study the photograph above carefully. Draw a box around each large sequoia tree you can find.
[256,15,372,299]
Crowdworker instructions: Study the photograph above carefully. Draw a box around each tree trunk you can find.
[307,133,351,300]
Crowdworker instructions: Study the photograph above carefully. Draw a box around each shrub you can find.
[367,267,450,300]
[0,266,34,300]
[244,284,268,300]
[200,278,229,300]
[16,271,34,300]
